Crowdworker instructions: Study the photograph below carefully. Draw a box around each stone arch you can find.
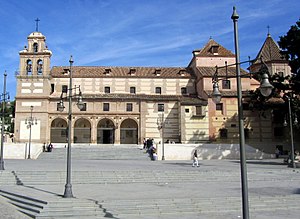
[37,59,43,74]
[74,118,91,143]
[50,118,67,143]
[26,59,32,75]
[33,42,38,53]
[97,118,115,144]
[120,118,138,144]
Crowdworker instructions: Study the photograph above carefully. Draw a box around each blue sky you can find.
[0,0,299,99]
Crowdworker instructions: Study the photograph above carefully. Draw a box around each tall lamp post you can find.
[212,7,273,219]
[157,113,165,160]
[0,72,10,170]
[25,106,37,159]
[284,96,297,168]
[57,56,85,198]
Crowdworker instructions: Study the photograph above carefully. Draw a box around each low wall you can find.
[155,143,275,160]
[3,143,43,159]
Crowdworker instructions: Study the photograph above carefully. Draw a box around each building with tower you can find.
[13,27,297,154]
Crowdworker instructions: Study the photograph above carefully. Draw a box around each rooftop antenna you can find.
[35,18,40,32]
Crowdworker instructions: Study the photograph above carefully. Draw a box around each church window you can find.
[26,60,32,75]
[104,86,110,93]
[33,43,38,53]
[126,103,133,111]
[155,87,161,94]
[216,103,223,111]
[130,87,136,94]
[158,104,164,112]
[181,87,187,95]
[51,84,55,94]
[222,80,231,89]
[103,103,110,111]
[37,59,43,74]
[62,85,68,93]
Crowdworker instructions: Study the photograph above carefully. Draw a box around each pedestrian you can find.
[143,138,147,149]
[47,142,53,152]
[192,150,199,167]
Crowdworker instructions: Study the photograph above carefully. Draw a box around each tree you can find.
[278,19,300,75]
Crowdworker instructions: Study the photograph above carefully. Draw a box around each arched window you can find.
[37,59,43,74]
[26,60,32,75]
[33,43,38,53]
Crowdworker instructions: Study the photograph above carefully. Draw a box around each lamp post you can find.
[25,106,37,159]
[284,96,297,168]
[231,7,250,219]
[212,7,273,219]
[0,72,10,170]
[57,56,85,198]
[157,113,165,160]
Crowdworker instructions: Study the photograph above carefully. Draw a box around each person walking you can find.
[192,150,199,167]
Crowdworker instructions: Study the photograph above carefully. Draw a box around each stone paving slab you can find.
[1,156,300,218]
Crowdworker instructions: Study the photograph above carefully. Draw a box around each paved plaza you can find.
[0,146,300,218]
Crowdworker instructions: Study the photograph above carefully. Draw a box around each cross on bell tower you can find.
[35,18,40,32]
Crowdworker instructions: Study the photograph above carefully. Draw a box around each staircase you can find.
[0,188,106,219]
[38,145,147,160]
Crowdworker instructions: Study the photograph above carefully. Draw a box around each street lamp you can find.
[57,55,85,198]
[283,96,297,168]
[157,113,166,160]
[211,7,273,219]
[0,72,10,170]
[25,106,37,159]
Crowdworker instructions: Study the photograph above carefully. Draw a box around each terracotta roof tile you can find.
[51,66,195,78]
[196,66,249,77]
[253,35,285,64]
[194,39,235,57]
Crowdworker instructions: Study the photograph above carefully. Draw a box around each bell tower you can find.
[15,19,52,144]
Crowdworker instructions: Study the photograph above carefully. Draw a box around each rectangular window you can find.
[126,103,133,112]
[222,80,231,89]
[181,87,187,95]
[158,104,164,112]
[185,108,189,113]
[130,87,136,94]
[51,84,55,94]
[219,128,228,139]
[155,87,161,94]
[195,106,203,116]
[104,86,110,94]
[62,85,68,93]
[80,103,87,111]
[103,103,109,111]
[216,103,223,111]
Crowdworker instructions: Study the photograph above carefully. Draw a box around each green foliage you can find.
[278,19,300,75]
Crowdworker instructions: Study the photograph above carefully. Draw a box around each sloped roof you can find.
[196,66,249,77]
[253,34,285,64]
[193,39,235,57]
[51,66,194,78]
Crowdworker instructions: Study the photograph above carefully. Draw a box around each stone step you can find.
[12,170,299,186]
[38,147,147,160]
[0,189,47,218]
[0,171,17,185]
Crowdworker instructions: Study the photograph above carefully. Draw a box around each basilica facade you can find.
[14,30,293,153]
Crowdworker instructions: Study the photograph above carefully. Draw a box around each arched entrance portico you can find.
[50,118,67,143]
[120,119,138,144]
[74,118,91,143]
[97,119,115,144]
